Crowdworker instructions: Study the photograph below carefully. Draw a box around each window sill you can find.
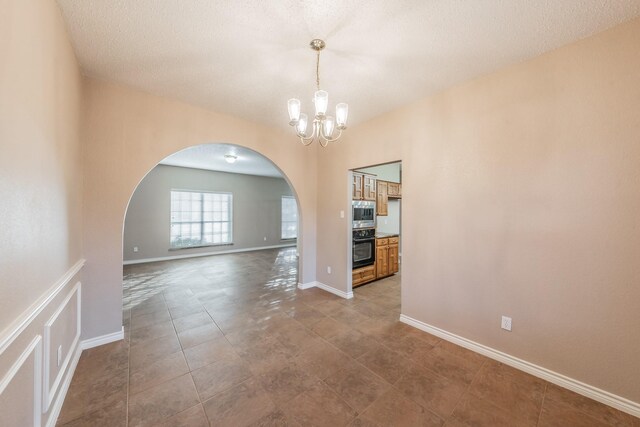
[169,243,234,251]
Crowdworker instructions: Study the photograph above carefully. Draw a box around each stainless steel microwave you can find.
[352,200,376,229]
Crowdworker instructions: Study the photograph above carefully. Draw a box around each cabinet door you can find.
[376,181,388,216]
[389,243,399,274]
[387,182,401,198]
[376,245,389,278]
[363,175,376,201]
[352,173,363,200]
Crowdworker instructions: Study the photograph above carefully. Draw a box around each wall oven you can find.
[352,200,376,229]
[353,228,376,269]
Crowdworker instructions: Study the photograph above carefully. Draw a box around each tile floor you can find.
[57,247,638,426]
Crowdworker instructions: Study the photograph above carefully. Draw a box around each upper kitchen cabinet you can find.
[387,182,402,198]
[352,173,363,200]
[377,181,388,216]
[352,172,376,201]
[376,180,401,216]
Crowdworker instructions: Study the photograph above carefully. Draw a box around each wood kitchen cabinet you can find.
[352,173,363,200]
[388,237,399,274]
[363,174,376,201]
[387,182,402,198]
[376,236,399,279]
[376,180,401,217]
[352,265,376,287]
[352,172,376,201]
[376,181,388,216]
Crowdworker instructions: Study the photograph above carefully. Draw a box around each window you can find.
[170,191,232,248]
[281,196,298,239]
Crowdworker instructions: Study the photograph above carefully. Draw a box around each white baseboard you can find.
[81,327,124,350]
[297,282,316,290]
[45,343,82,427]
[123,243,296,265]
[297,281,353,299]
[399,314,640,418]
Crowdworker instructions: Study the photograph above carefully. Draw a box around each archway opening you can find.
[121,143,302,326]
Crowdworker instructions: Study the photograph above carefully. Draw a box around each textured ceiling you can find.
[160,144,283,178]
[56,1,640,128]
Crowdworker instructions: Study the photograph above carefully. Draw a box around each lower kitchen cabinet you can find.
[353,236,399,288]
[352,265,376,288]
[376,237,399,279]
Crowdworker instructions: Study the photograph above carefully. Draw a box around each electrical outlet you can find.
[133,246,139,253]
[340,210,344,218]
[327,266,332,274]
[501,316,512,331]
[264,236,267,241]
[57,345,62,367]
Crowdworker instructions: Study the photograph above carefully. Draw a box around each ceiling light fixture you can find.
[287,39,348,147]
[224,154,237,164]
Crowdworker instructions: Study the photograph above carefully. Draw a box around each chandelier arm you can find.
[296,120,318,145]
[319,127,343,144]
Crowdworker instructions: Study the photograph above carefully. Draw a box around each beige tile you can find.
[130,351,189,395]
[58,398,126,427]
[130,319,176,346]
[544,383,636,427]
[173,311,215,333]
[191,355,253,401]
[257,361,319,405]
[357,344,410,384]
[177,323,224,349]
[158,404,209,427]
[468,360,545,425]
[328,328,380,359]
[131,309,173,331]
[323,360,390,413]
[293,340,352,380]
[128,374,200,427]
[309,316,352,339]
[538,398,613,427]
[183,336,237,371]
[57,367,128,424]
[169,303,206,321]
[202,377,277,427]
[353,389,443,427]
[395,365,468,418]
[283,381,357,426]
[449,393,530,427]
[130,332,182,372]
[246,409,296,426]
[412,346,483,385]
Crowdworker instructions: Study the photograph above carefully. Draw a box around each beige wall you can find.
[124,165,295,262]
[0,0,83,335]
[316,18,640,402]
[82,78,317,338]
[0,0,84,425]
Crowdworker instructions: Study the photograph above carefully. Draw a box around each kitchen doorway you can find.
[348,161,402,314]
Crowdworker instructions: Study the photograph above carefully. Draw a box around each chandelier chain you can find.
[316,51,320,91]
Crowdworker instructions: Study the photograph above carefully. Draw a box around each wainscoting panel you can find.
[0,336,42,427]
[0,260,85,427]
[43,283,81,411]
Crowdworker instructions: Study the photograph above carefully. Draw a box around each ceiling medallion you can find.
[287,39,348,147]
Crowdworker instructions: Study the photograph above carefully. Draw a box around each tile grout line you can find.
[536,382,548,426]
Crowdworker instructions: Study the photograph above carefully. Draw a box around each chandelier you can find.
[287,39,348,147]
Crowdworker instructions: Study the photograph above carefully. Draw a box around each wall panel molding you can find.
[0,260,85,354]
[43,282,81,411]
[0,336,43,427]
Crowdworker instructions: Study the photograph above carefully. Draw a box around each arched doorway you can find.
[121,143,302,317]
